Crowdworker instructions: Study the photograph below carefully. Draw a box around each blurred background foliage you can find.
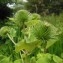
[0,0,63,20]
[25,0,63,15]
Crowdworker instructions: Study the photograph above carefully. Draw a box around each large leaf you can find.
[15,39,42,53]
[45,21,61,49]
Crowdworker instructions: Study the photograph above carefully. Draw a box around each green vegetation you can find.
[0,10,63,63]
[25,0,63,15]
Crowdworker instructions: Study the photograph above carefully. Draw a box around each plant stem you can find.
[7,33,16,45]
[20,51,24,63]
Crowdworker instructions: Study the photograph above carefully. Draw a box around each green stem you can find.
[7,33,16,45]
[20,51,24,63]
[44,41,47,53]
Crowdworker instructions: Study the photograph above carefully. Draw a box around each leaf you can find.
[0,55,5,60]
[30,57,36,63]
[9,28,16,38]
[53,55,63,63]
[36,53,54,63]
[36,53,63,63]
[46,38,58,49]
[15,39,42,53]
[0,57,12,63]
[23,27,37,43]
[61,53,63,59]
[14,59,22,63]
[45,21,61,49]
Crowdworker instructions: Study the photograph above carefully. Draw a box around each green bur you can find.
[14,10,29,27]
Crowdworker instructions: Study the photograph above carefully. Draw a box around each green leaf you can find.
[30,57,36,63]
[36,53,63,63]
[53,55,63,63]
[0,57,12,63]
[15,39,42,53]
[22,27,37,43]
[9,28,16,38]
[36,53,53,63]
[45,21,61,49]
[46,38,58,49]
[0,55,5,60]
[14,59,22,63]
